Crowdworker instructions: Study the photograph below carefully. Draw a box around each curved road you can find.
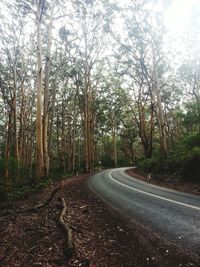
[88,167,200,254]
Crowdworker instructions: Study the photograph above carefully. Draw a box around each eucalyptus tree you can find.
[69,0,109,172]
[0,2,32,179]
[103,76,127,166]
[107,0,169,158]
[15,0,62,177]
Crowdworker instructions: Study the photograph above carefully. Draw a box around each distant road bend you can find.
[88,167,200,254]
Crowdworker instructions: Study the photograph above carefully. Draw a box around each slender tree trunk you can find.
[72,110,76,172]
[48,82,56,163]
[72,133,76,172]
[4,114,10,178]
[13,66,19,163]
[112,115,117,167]
[85,99,89,172]
[56,103,60,169]
[88,82,92,172]
[29,104,34,179]
[148,102,154,158]
[91,109,96,170]
[36,0,45,178]
[84,76,89,172]
[43,4,54,176]
[153,48,167,158]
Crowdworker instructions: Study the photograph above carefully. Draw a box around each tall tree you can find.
[43,1,54,176]
[36,0,45,178]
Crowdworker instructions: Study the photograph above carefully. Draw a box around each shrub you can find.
[137,133,200,183]
[183,133,200,149]
[101,155,113,168]
[137,158,156,173]
[181,152,200,182]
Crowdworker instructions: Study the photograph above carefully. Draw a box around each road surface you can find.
[88,167,200,254]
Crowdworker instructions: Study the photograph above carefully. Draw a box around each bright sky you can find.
[165,0,196,33]
[163,0,200,64]
[114,0,199,56]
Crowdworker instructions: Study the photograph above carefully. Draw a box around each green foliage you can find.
[0,177,51,203]
[101,155,113,168]
[137,158,155,173]
[181,103,200,132]
[138,133,200,182]
[0,158,6,177]
[0,179,31,203]
[34,181,49,191]
[117,157,129,167]
[183,133,200,148]
[181,152,200,182]
[0,179,9,202]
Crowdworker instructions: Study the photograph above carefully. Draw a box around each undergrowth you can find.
[137,132,200,183]
[0,170,77,206]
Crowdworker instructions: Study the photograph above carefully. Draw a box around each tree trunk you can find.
[4,114,10,178]
[112,115,117,167]
[153,48,167,158]
[13,66,19,164]
[72,113,76,172]
[48,82,56,165]
[43,3,54,176]
[36,0,45,178]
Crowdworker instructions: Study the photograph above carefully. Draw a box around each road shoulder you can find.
[126,168,200,196]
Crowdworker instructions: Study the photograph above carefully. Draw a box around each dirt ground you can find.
[0,172,199,267]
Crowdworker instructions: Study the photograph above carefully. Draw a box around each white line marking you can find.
[109,171,200,211]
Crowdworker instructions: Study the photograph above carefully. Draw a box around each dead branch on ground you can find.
[59,197,74,256]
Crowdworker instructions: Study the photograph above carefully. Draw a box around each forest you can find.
[0,0,200,201]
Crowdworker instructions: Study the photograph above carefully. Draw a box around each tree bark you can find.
[152,47,167,158]
[36,0,45,178]
[112,114,117,167]
[43,3,54,176]
[59,198,74,255]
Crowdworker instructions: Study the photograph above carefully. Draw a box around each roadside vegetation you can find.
[138,132,200,183]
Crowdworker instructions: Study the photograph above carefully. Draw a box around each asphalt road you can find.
[88,167,200,254]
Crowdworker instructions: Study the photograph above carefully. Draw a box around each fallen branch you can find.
[59,197,74,256]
